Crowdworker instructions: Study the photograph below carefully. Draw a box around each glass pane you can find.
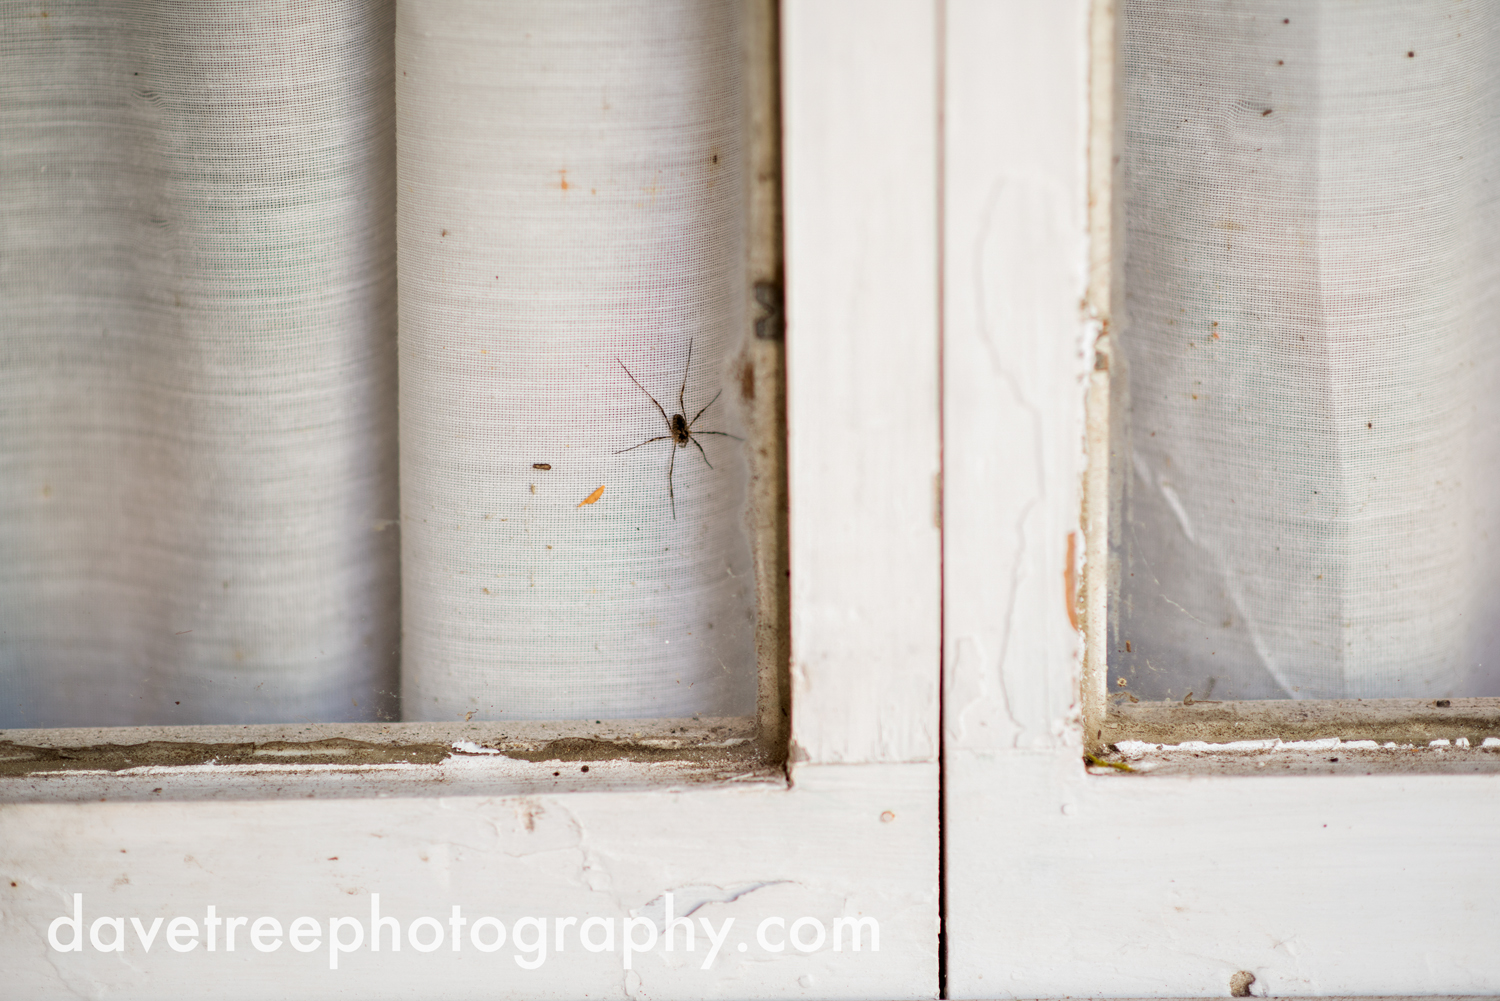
[0,1,401,726]
[396,0,757,721]
[0,0,765,726]
[1110,1,1500,700]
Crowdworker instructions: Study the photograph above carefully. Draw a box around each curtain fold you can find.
[1,0,401,726]
[0,0,757,726]
[1112,1,1500,699]
[396,0,756,721]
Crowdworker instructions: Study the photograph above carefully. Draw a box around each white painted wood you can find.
[783,0,942,766]
[0,754,781,804]
[949,753,1500,996]
[1,762,936,999]
[942,0,1093,757]
[0,7,946,998]
[942,2,1500,996]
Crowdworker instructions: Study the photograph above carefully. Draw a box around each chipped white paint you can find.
[942,0,1500,995]
[1105,739,1500,776]
[942,0,1092,757]
[1,763,937,999]
[948,754,1500,995]
[1114,738,1383,756]
[450,740,502,756]
[783,0,941,767]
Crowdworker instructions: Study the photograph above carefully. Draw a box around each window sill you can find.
[1101,696,1500,744]
[0,717,780,803]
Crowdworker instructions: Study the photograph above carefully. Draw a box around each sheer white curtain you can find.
[1111,1,1500,700]
[397,1,755,721]
[0,0,755,727]
[1,0,400,726]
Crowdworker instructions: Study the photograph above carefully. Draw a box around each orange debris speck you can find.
[577,485,605,508]
[1064,531,1080,631]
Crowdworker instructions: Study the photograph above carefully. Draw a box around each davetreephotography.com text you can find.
[47,894,880,970]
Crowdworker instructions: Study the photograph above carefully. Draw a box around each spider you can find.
[615,339,742,518]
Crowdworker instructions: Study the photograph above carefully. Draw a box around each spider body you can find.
[615,339,742,518]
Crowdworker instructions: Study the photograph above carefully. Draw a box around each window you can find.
[5,0,782,732]
[9,2,1498,997]
[3,1,938,996]
[943,1,1500,996]
[1108,0,1500,706]
[1094,0,1500,763]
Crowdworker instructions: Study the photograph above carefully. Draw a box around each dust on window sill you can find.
[0,717,784,803]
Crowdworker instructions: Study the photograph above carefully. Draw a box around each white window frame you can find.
[942,1,1500,996]
[14,2,1496,998]
[2,3,941,998]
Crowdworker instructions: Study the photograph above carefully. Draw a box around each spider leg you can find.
[690,430,744,441]
[667,440,677,519]
[617,358,671,429]
[690,435,713,470]
[689,388,722,427]
[614,435,672,455]
[678,338,694,416]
